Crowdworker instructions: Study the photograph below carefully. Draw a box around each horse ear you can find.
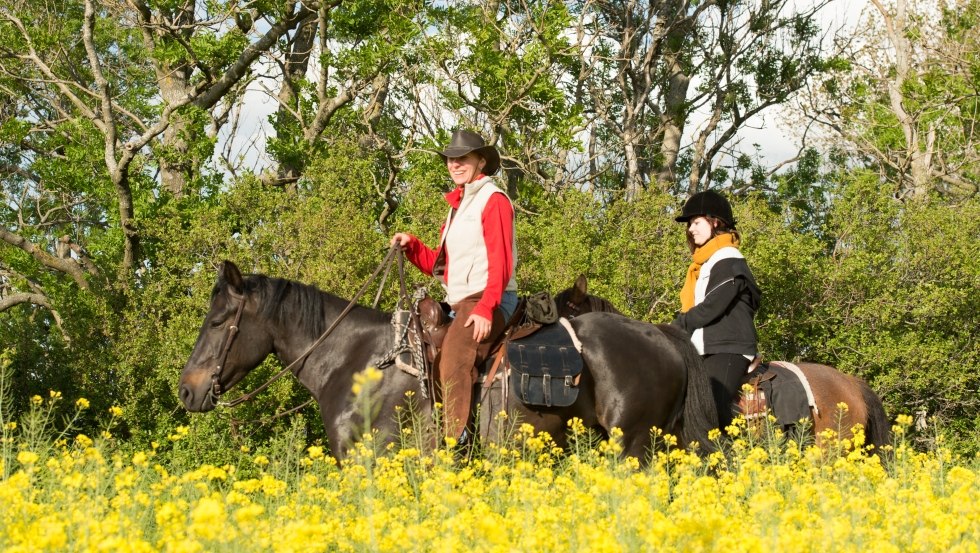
[570,274,588,302]
[219,260,245,295]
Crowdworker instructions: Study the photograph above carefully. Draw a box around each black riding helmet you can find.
[675,190,736,228]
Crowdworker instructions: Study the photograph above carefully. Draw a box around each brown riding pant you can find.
[435,292,507,439]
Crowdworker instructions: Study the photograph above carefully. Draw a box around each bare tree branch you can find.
[0,229,91,290]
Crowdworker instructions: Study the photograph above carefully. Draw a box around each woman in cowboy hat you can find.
[391,129,518,443]
[672,190,761,432]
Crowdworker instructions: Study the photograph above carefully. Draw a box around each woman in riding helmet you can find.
[672,190,761,432]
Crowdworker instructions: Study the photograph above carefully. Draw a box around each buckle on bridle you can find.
[208,372,224,403]
[211,372,223,392]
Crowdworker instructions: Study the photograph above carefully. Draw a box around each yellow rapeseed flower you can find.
[168,425,190,442]
[17,450,39,465]
[4,396,980,553]
[75,398,90,410]
[352,366,383,395]
[189,496,227,541]
[567,417,586,435]
[307,445,325,460]
[132,451,149,467]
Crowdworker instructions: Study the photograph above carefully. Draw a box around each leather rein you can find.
[207,244,415,410]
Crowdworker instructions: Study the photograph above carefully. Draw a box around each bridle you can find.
[203,244,425,410]
[557,294,582,319]
[206,289,249,406]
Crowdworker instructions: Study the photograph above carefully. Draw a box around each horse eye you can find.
[209,318,225,328]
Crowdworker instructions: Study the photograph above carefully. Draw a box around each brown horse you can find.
[555,275,891,449]
[179,262,720,461]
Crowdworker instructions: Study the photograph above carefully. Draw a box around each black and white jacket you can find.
[672,247,761,357]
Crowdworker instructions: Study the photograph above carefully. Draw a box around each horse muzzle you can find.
[178,370,220,412]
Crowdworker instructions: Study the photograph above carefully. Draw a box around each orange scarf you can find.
[680,233,739,312]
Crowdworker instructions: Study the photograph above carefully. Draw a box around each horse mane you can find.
[655,322,690,344]
[553,286,622,316]
[241,274,334,338]
[586,294,620,315]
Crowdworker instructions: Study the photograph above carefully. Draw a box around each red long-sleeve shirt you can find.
[402,186,515,320]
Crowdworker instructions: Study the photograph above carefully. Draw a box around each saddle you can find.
[737,362,776,422]
[417,297,451,363]
[412,293,583,408]
[737,361,815,427]
[416,294,553,352]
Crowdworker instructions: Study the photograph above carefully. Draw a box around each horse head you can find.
[555,275,621,319]
[554,274,589,318]
[179,261,275,412]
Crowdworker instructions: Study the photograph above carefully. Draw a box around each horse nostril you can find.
[179,384,192,406]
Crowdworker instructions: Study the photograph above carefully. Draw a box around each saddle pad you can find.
[752,363,812,426]
[507,322,584,408]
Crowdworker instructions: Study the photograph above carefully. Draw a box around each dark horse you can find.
[555,275,891,449]
[179,261,720,460]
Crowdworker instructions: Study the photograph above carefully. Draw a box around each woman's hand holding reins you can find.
[390,233,412,247]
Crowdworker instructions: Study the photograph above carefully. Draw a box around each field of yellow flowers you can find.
[2,385,979,553]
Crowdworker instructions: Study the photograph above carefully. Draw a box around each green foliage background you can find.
[2,0,979,458]
[95,152,980,455]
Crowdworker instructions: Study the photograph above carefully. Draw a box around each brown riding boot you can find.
[435,293,506,441]
[435,359,476,442]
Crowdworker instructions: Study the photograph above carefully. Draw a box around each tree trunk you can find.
[159,76,194,197]
[623,128,642,200]
[656,1,692,193]
[275,16,318,186]
[154,0,196,197]
[872,0,930,200]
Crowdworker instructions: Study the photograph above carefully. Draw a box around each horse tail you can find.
[660,325,719,452]
[860,381,891,450]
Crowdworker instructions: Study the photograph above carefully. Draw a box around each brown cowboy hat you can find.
[438,129,501,176]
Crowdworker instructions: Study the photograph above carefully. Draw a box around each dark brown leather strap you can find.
[477,335,512,413]
[220,244,403,408]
